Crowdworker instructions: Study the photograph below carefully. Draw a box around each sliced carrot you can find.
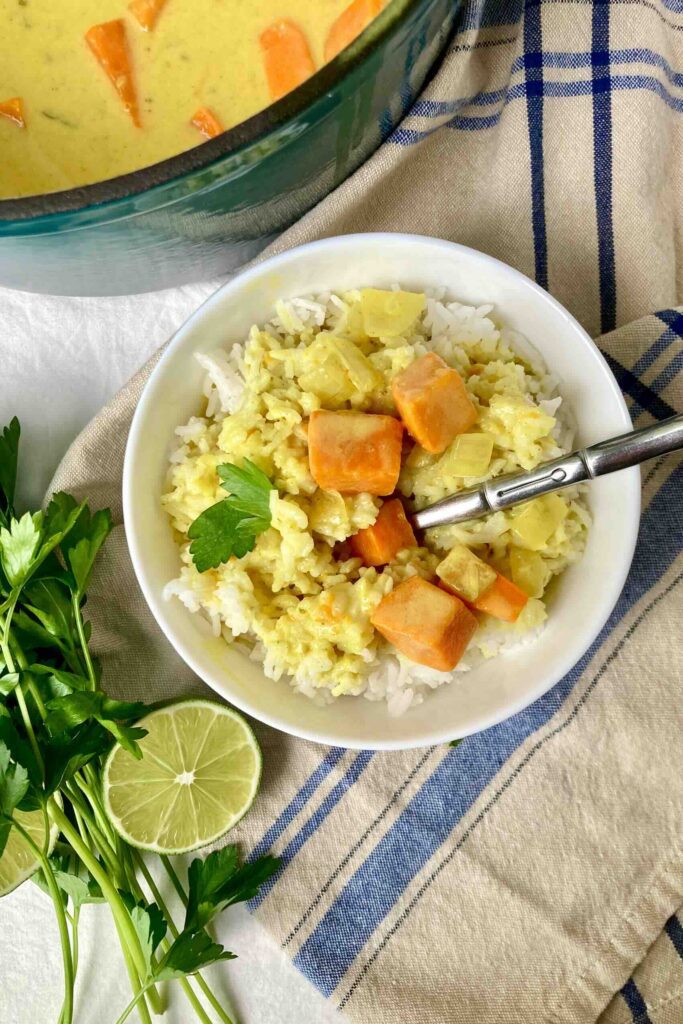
[350,498,416,567]
[259,19,315,101]
[472,572,529,623]
[85,20,140,127]
[191,106,223,139]
[0,97,25,128]
[392,352,477,454]
[128,0,168,31]
[371,576,478,671]
[308,409,403,495]
[324,0,383,63]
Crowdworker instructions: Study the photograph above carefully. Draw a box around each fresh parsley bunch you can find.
[0,419,279,1024]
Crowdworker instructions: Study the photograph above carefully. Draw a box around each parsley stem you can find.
[114,982,154,1024]
[71,593,97,690]
[160,854,187,902]
[16,683,45,778]
[71,773,119,862]
[13,816,74,1024]
[57,796,162,1020]
[1,595,46,778]
[71,906,80,982]
[48,802,152,1002]
[66,784,122,882]
[135,853,237,1024]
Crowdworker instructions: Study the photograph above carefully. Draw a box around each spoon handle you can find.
[583,413,683,475]
[412,413,683,530]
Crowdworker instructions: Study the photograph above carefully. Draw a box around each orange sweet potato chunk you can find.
[371,576,478,671]
[308,410,403,495]
[392,352,477,454]
[350,498,416,566]
[472,572,529,623]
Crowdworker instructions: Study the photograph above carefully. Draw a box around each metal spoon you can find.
[412,413,683,530]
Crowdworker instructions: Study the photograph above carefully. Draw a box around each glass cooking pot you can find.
[0,0,460,296]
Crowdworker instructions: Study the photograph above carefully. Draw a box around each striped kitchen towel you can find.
[50,0,682,1022]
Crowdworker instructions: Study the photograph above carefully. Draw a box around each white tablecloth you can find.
[0,281,342,1024]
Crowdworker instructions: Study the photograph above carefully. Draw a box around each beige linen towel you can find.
[49,1,683,1021]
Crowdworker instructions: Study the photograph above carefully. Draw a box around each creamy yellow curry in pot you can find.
[0,0,385,199]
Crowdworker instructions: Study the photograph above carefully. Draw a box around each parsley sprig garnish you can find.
[188,459,274,572]
[0,419,280,1024]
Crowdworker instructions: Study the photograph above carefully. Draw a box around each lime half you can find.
[0,805,58,897]
[103,700,262,854]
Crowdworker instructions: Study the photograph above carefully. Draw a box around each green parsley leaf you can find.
[45,692,147,759]
[36,864,105,911]
[154,927,235,982]
[449,738,463,748]
[42,721,113,794]
[130,902,167,974]
[0,709,41,785]
[188,460,274,573]
[0,512,42,587]
[218,460,273,526]
[0,418,20,526]
[23,578,76,641]
[0,740,30,857]
[185,846,281,931]
[188,501,255,573]
[36,495,85,574]
[61,505,113,596]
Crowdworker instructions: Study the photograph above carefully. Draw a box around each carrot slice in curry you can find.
[191,107,223,139]
[85,20,140,127]
[324,0,383,63]
[259,20,315,101]
[128,0,168,32]
[0,97,25,128]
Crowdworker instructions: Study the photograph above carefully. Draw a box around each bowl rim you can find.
[123,232,641,750]
[0,0,417,226]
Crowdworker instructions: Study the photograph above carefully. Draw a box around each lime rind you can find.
[0,803,59,898]
[102,699,262,855]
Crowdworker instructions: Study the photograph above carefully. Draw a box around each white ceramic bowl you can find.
[123,234,640,750]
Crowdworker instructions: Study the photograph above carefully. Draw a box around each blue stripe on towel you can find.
[250,751,374,909]
[592,1,617,333]
[511,47,683,87]
[248,747,346,862]
[293,467,683,997]
[523,0,548,289]
[651,349,683,392]
[601,352,678,420]
[656,309,683,338]
[665,914,683,959]
[632,319,681,377]
[621,978,653,1022]
[390,73,683,148]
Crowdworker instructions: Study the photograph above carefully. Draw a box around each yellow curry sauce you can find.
[0,0,384,199]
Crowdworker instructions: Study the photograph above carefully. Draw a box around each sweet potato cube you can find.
[371,576,478,671]
[308,409,403,495]
[392,353,477,454]
[350,498,417,566]
[472,572,529,623]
